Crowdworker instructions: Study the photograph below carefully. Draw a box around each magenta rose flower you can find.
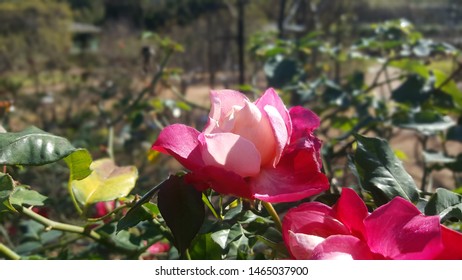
[147,242,170,255]
[94,201,116,218]
[152,88,329,202]
[282,188,462,260]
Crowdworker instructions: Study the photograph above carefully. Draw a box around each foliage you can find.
[0,2,462,260]
[0,0,72,72]
[67,0,105,24]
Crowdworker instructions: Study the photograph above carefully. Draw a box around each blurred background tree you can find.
[0,0,72,75]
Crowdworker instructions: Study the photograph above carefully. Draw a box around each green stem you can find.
[86,204,128,223]
[19,206,134,255]
[68,178,83,215]
[107,125,115,160]
[21,206,100,238]
[0,243,20,260]
[184,248,192,260]
[262,201,282,232]
[201,193,222,220]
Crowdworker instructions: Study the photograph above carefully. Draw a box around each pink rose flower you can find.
[152,88,329,202]
[147,241,170,255]
[141,241,171,260]
[94,201,116,218]
[283,188,462,260]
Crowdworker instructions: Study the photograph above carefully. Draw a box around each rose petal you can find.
[364,197,444,260]
[311,235,374,260]
[200,132,261,177]
[186,166,253,199]
[282,202,350,242]
[255,88,292,137]
[147,242,170,254]
[437,225,462,260]
[289,107,322,163]
[287,231,324,259]
[333,188,369,239]
[204,89,249,133]
[151,124,204,171]
[252,144,329,203]
[263,105,289,167]
[289,106,320,138]
[231,100,277,166]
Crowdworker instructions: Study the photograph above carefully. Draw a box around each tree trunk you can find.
[206,13,215,88]
[278,0,287,39]
[237,0,245,85]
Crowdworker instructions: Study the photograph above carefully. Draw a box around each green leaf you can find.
[117,204,155,232]
[41,230,62,245]
[259,227,282,244]
[15,241,42,255]
[117,178,170,232]
[19,219,45,241]
[110,230,140,251]
[71,158,138,206]
[445,154,462,172]
[176,101,191,111]
[10,186,47,207]
[354,134,420,205]
[189,233,223,260]
[226,224,249,259]
[157,175,204,257]
[422,151,456,164]
[0,172,16,212]
[224,200,243,220]
[390,59,462,108]
[432,69,462,108]
[239,211,273,224]
[447,125,462,142]
[211,229,231,249]
[255,227,289,258]
[322,81,347,106]
[264,55,298,88]
[393,111,455,135]
[391,75,428,105]
[425,188,462,222]
[0,126,79,166]
[64,149,92,181]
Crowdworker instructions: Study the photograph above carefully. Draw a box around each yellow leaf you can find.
[71,158,138,206]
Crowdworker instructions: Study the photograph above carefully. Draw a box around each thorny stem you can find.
[262,201,283,232]
[0,243,20,260]
[19,206,135,255]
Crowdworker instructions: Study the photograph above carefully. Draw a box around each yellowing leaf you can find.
[71,158,138,206]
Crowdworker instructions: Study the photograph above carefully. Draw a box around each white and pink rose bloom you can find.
[283,188,462,260]
[152,88,329,202]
